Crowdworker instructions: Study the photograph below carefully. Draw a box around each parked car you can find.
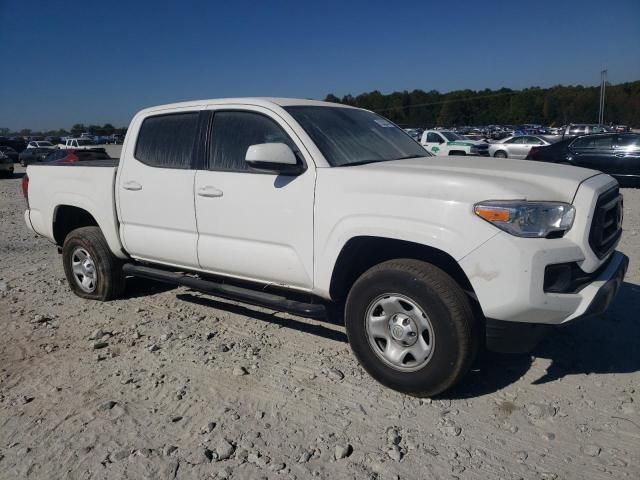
[0,145,19,163]
[562,124,611,138]
[23,98,627,397]
[403,128,423,142]
[420,130,490,156]
[1,138,27,153]
[27,140,55,149]
[489,135,551,159]
[19,147,52,166]
[527,133,640,187]
[44,148,110,163]
[57,138,96,149]
[0,150,14,177]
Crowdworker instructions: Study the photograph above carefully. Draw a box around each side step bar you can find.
[122,263,327,319]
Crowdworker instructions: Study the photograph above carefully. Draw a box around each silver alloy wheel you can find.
[365,293,435,372]
[71,247,97,293]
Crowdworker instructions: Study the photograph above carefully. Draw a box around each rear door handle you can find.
[614,153,625,158]
[123,181,142,191]
[197,185,223,198]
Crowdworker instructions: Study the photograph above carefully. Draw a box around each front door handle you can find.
[614,153,625,158]
[197,185,223,198]
[123,181,142,191]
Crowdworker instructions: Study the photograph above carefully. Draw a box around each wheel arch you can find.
[52,205,99,246]
[328,236,478,304]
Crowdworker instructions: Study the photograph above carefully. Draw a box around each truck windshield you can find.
[284,106,428,166]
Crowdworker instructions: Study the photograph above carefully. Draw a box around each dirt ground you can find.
[1,165,639,480]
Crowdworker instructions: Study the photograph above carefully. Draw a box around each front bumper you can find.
[485,252,627,353]
[459,225,627,325]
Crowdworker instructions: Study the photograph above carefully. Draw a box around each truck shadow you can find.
[176,293,348,343]
[122,276,177,299]
[444,281,640,399]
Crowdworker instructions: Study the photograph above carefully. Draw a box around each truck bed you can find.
[25,161,125,258]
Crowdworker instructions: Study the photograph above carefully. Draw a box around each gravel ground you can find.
[1,165,639,480]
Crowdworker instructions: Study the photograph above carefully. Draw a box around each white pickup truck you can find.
[23,98,628,396]
[420,129,490,156]
[57,138,96,150]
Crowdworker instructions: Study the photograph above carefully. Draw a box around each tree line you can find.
[325,80,640,128]
[3,123,127,138]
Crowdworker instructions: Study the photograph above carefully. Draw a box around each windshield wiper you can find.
[338,159,384,167]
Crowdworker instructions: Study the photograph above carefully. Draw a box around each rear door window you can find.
[135,112,199,168]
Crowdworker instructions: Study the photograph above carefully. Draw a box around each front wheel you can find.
[345,259,478,397]
[494,150,507,158]
[62,226,125,301]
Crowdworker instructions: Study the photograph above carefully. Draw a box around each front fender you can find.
[313,213,498,298]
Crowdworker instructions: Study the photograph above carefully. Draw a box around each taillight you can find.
[527,147,539,158]
[66,152,79,162]
[22,173,29,208]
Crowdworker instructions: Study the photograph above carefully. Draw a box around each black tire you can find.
[494,150,508,158]
[448,150,466,156]
[345,259,478,397]
[62,226,125,301]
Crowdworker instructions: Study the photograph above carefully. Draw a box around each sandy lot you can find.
[1,165,639,480]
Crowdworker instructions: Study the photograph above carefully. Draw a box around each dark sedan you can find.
[526,133,640,187]
[19,148,53,166]
[0,146,19,163]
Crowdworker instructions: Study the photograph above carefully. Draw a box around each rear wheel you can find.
[62,226,125,301]
[344,259,478,397]
[494,150,507,158]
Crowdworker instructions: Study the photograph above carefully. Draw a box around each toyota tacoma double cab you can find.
[23,98,628,397]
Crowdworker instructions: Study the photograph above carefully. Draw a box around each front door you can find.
[116,110,201,268]
[194,106,315,289]
[423,132,446,155]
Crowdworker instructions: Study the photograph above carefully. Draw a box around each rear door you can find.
[516,136,546,159]
[507,136,528,158]
[116,109,202,268]
[194,106,315,289]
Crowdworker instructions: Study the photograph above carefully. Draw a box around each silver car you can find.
[488,135,551,159]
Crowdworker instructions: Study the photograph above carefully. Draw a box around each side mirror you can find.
[245,143,304,175]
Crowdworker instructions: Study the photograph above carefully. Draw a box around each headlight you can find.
[474,201,575,238]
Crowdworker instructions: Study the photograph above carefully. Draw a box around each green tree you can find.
[71,124,85,137]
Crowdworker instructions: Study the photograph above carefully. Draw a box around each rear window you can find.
[135,112,199,168]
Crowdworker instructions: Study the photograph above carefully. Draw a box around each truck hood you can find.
[351,156,601,204]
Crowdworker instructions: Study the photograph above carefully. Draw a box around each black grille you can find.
[589,187,623,259]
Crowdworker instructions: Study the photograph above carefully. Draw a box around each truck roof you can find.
[137,97,357,116]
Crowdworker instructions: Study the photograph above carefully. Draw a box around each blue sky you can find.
[1,0,638,131]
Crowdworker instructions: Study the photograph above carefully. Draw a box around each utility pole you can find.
[599,69,607,125]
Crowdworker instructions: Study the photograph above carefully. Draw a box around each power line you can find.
[369,90,520,113]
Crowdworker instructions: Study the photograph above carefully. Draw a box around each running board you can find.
[122,263,326,319]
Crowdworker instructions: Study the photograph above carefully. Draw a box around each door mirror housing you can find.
[245,143,304,175]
